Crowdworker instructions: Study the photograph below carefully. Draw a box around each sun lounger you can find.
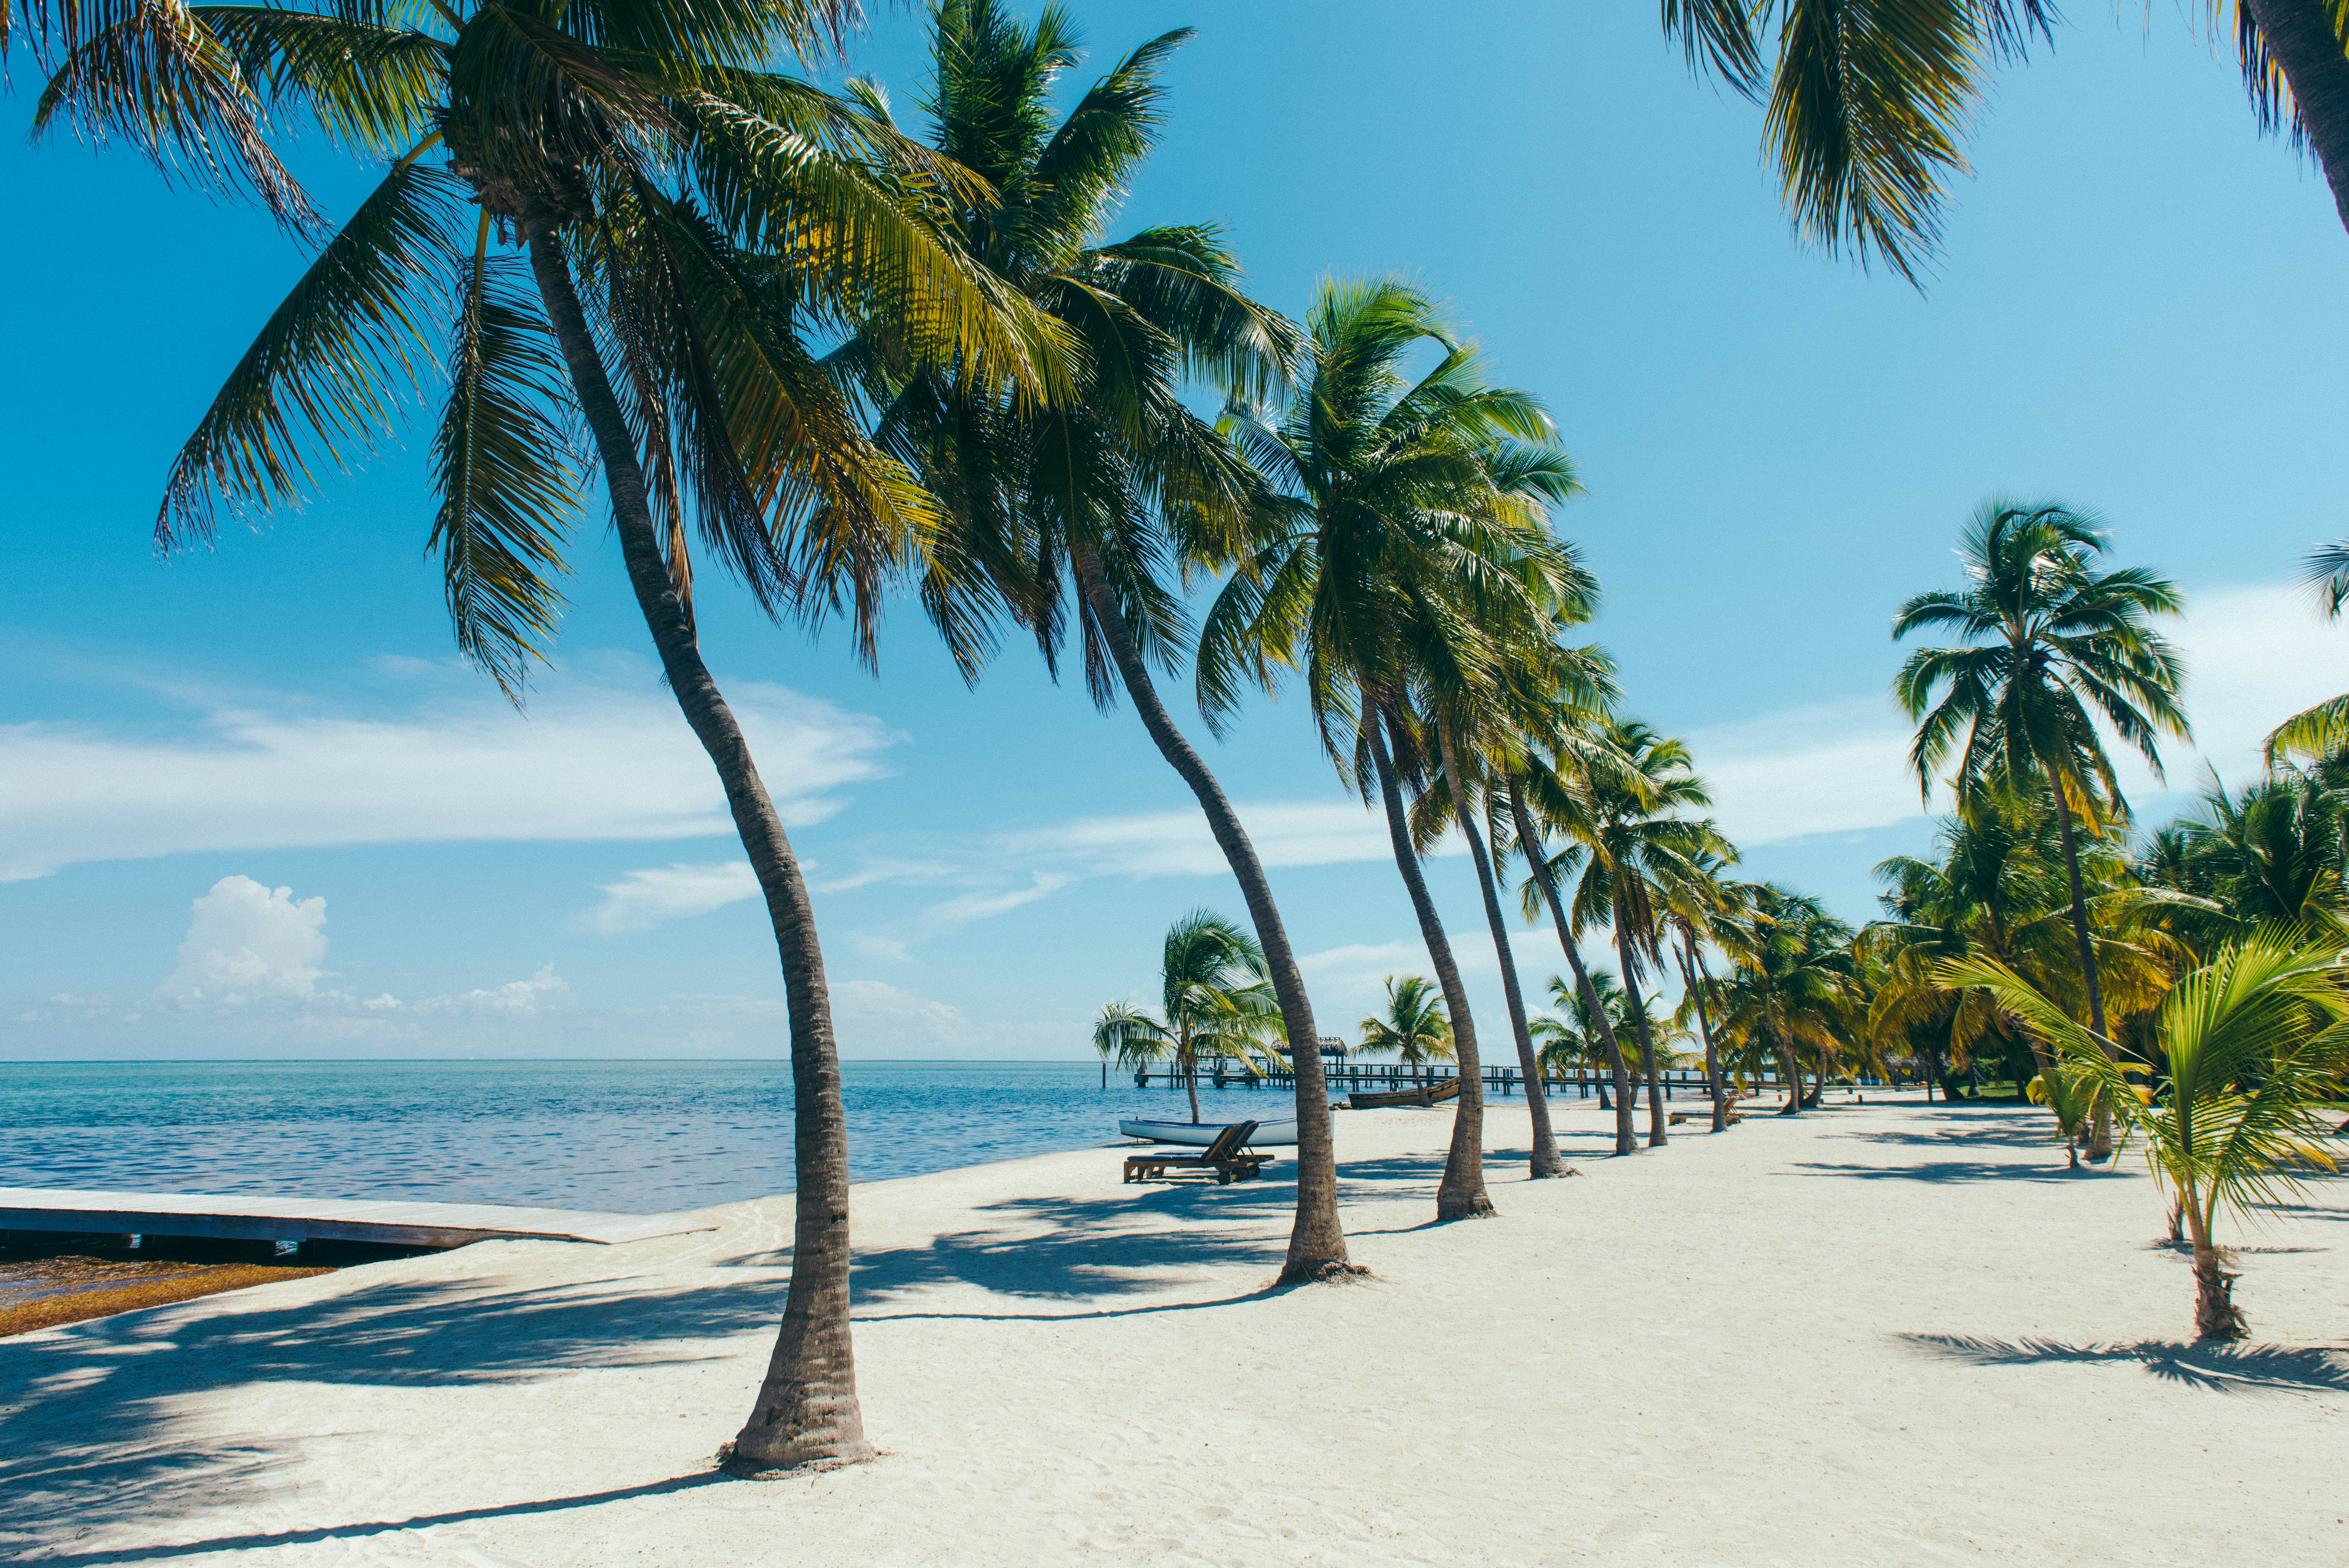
[1122,1120,1269,1185]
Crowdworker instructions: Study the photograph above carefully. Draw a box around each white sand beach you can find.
[4,1094,2344,1566]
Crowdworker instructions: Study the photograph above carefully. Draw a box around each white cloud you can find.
[0,657,898,881]
[407,964,576,1017]
[923,872,1073,924]
[1669,581,2349,847]
[161,875,329,1003]
[581,861,760,934]
[1004,798,1449,879]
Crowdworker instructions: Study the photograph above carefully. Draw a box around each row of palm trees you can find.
[17,0,2347,1469]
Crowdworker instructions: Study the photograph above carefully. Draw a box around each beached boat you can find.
[1116,1117,1298,1147]
[1345,1079,1462,1111]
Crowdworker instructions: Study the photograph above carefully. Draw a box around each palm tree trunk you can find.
[1367,704,1492,1219]
[1181,1029,1201,1123]
[1073,558,1350,1279]
[527,228,870,1472]
[1614,893,1667,1148]
[1770,1025,1800,1114]
[2180,1186,2247,1340]
[1678,942,1729,1133]
[2048,785,2116,1160]
[1506,779,1637,1155]
[2243,0,2349,235]
[1439,732,1561,1178]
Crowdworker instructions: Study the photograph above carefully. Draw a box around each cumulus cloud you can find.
[1,657,898,881]
[161,875,329,1003]
[581,861,761,934]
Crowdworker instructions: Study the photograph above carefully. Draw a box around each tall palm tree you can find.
[1550,720,1727,1147]
[1664,851,1743,1132]
[1506,727,1642,1155]
[1408,647,1618,1178]
[1357,975,1456,1087]
[1955,930,2349,1340]
[1662,0,2349,276]
[845,3,1355,1283]
[1894,499,2189,1157]
[1093,910,1282,1123]
[32,0,1061,1471]
[1201,277,1583,1220]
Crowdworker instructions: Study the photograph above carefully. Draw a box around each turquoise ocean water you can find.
[0,1061,1281,1214]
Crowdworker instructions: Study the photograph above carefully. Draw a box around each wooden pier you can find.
[0,1187,714,1251]
[1129,1062,1893,1098]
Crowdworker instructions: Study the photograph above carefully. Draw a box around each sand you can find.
[3,1092,2344,1566]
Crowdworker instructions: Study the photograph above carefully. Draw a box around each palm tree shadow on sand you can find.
[1895,1334,2349,1393]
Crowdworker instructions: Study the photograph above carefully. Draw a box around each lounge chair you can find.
[1122,1120,1269,1185]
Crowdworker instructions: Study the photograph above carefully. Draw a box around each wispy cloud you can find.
[1,655,899,881]
[923,872,1073,924]
[580,861,760,934]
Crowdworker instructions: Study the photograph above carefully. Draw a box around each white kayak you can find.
[1117,1116,1298,1147]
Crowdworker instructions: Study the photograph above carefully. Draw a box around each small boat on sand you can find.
[1117,1117,1297,1147]
[1345,1079,1462,1111]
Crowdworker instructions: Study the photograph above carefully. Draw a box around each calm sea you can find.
[0,1060,1277,1214]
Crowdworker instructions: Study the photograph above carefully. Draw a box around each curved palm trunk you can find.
[1439,732,1561,1178]
[1506,780,1637,1155]
[1613,902,1667,1147]
[2048,787,2116,1160]
[2243,0,2349,235]
[1368,706,1492,1219]
[1677,941,1729,1133]
[527,229,870,1472]
[1180,1027,1202,1123]
[1074,560,1351,1279]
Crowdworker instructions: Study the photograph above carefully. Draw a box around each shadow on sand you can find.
[1895,1333,2349,1393]
[10,1472,731,1566]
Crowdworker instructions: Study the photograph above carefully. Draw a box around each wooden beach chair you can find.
[1122,1121,1269,1186]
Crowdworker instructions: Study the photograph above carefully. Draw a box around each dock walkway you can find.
[0,1187,712,1251]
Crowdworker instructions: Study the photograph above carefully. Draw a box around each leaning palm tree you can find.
[32,0,1060,1471]
[1093,909,1282,1123]
[844,3,1354,1283]
[1953,930,2349,1340]
[1662,0,2349,277]
[1712,884,1858,1112]
[1895,499,2190,1157]
[1407,643,1618,1178]
[1531,970,1627,1103]
[1201,277,1584,1220]
[1505,696,1643,1154]
[1357,975,1456,1088]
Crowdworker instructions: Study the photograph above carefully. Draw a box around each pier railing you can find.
[1123,1061,1907,1098]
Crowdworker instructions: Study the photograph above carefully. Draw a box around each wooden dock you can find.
[0,1187,714,1251]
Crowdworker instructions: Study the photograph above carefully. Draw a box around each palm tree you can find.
[846,3,1354,1283]
[2177,767,2349,937]
[1530,970,1624,1103]
[1664,852,1743,1132]
[1409,647,1618,1178]
[1954,930,2349,1340]
[1551,720,1727,1147]
[1357,976,1456,1088]
[1506,724,1642,1154]
[1712,884,1858,1112]
[32,0,1062,1471]
[1093,910,1282,1123]
[1894,499,2189,1158]
[1201,277,1582,1220]
[1662,0,2349,277]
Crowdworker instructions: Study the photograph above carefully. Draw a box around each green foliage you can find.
[1356,975,1455,1077]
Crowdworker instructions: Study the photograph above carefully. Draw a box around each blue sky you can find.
[6,0,2348,1060]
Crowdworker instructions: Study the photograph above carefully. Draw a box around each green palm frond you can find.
[431,226,582,698]
[157,156,464,546]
